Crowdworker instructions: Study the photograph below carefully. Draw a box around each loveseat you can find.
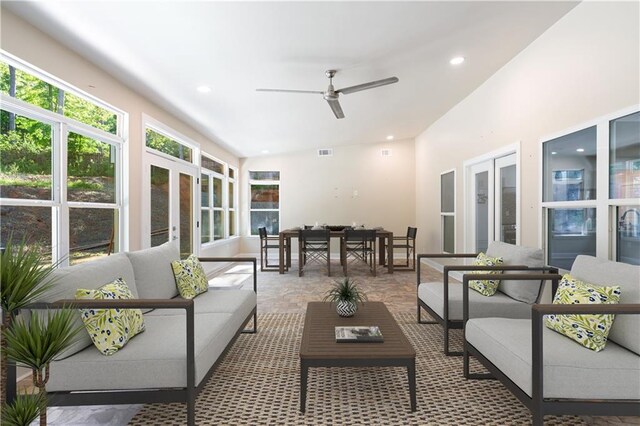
[8,241,257,426]
[464,255,640,424]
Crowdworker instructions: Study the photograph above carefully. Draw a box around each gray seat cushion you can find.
[570,255,640,355]
[146,290,256,317]
[43,253,138,359]
[486,241,544,304]
[48,312,241,391]
[127,241,180,300]
[466,318,640,400]
[418,282,531,321]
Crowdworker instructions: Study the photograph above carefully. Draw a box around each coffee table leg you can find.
[407,360,417,412]
[300,361,308,413]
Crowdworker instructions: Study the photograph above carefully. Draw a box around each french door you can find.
[466,153,519,253]
[142,153,198,257]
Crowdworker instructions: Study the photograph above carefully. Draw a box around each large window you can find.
[200,154,237,244]
[440,170,455,253]
[542,108,639,269]
[0,54,125,265]
[249,171,280,235]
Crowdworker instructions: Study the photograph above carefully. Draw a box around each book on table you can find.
[335,326,384,343]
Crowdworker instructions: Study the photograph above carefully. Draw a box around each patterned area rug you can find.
[129,312,586,425]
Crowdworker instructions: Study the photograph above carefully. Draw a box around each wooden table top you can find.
[280,228,392,237]
[300,302,415,360]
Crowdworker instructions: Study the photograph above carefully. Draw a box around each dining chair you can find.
[390,226,417,270]
[298,228,330,276]
[342,228,377,276]
[258,227,286,272]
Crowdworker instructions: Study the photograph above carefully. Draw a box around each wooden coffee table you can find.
[299,301,417,412]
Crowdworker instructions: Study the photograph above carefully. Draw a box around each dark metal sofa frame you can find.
[416,253,549,356]
[461,272,640,425]
[6,257,258,426]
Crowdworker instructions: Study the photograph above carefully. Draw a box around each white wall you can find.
[240,139,416,254]
[0,8,240,256]
[415,1,640,253]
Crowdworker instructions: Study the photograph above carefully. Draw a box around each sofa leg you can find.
[417,305,438,325]
[187,390,196,426]
[531,412,544,426]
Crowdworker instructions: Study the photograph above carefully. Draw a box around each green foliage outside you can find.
[146,128,192,162]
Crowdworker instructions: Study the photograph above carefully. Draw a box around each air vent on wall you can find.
[318,148,333,157]
[381,149,392,157]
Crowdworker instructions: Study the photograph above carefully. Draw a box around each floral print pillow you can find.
[171,254,209,299]
[544,274,621,352]
[76,278,145,356]
[468,252,504,296]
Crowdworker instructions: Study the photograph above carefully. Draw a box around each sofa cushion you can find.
[469,252,503,296]
[171,254,209,299]
[418,282,531,321]
[571,255,640,355]
[466,318,640,400]
[42,253,138,359]
[127,241,180,300]
[486,241,545,304]
[145,289,256,318]
[544,274,620,352]
[76,278,146,356]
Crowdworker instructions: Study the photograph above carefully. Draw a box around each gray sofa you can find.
[464,255,640,425]
[10,242,257,426]
[417,241,554,355]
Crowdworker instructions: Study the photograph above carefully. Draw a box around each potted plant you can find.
[0,237,59,407]
[4,309,80,426]
[323,278,367,317]
[1,392,46,426]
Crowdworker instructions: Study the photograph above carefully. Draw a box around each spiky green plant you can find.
[1,236,60,407]
[322,278,367,304]
[4,309,81,426]
[1,391,46,426]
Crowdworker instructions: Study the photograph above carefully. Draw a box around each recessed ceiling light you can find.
[261,150,269,154]
[386,135,394,141]
[551,151,557,155]
[450,56,465,65]
[196,85,211,93]
[576,148,585,152]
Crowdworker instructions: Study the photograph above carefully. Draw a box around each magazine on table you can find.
[335,326,383,343]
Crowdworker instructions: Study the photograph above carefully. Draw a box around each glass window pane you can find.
[213,210,224,241]
[475,171,489,253]
[547,208,596,270]
[213,176,222,208]
[63,91,117,135]
[617,206,640,265]
[249,171,279,180]
[0,205,52,262]
[228,168,235,179]
[228,181,234,209]
[443,216,454,253]
[201,210,210,244]
[440,171,454,213]
[150,165,169,247]
[610,111,640,199]
[145,128,192,162]
[67,133,115,203]
[0,111,52,200]
[69,208,118,265]
[229,210,235,236]
[499,164,517,245]
[250,184,279,209]
[543,126,597,202]
[250,211,279,235]
[179,173,192,257]
[201,174,210,207]
[201,155,224,174]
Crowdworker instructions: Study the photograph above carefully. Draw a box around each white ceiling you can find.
[7,1,577,158]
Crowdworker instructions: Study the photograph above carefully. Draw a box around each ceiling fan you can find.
[256,70,399,119]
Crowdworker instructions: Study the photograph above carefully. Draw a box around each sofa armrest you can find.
[416,253,478,287]
[199,256,257,293]
[462,272,562,324]
[530,303,640,404]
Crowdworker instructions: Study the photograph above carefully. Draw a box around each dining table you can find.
[278,227,394,274]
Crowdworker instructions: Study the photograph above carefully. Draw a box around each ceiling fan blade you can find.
[336,77,399,95]
[326,98,345,119]
[256,88,324,94]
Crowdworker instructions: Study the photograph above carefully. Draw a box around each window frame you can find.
[199,152,238,246]
[248,170,281,236]
[0,52,127,266]
[539,104,640,269]
[228,165,238,237]
[440,169,456,253]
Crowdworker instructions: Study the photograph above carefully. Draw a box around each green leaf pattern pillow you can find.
[544,274,621,352]
[171,254,209,299]
[76,278,146,356]
[469,252,504,296]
